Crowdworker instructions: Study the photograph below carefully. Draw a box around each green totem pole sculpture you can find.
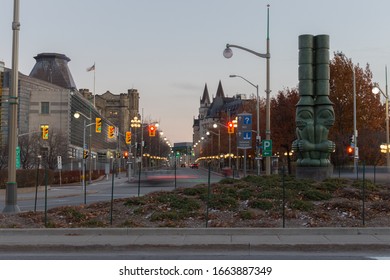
[293,34,335,178]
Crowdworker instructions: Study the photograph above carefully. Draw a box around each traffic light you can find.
[124,151,129,159]
[83,150,89,159]
[347,146,354,157]
[149,125,156,137]
[125,131,131,144]
[108,126,115,139]
[41,125,49,140]
[95,117,102,133]
[227,121,234,134]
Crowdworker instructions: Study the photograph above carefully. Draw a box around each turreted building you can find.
[193,80,249,159]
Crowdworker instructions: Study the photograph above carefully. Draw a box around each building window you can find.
[41,102,49,114]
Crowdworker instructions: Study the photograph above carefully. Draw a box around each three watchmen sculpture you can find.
[293,34,335,179]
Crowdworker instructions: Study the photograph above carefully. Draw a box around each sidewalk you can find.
[1,227,390,250]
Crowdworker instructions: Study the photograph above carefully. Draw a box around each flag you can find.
[86,63,95,72]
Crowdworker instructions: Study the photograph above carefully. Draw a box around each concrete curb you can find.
[1,227,390,251]
[2,227,390,236]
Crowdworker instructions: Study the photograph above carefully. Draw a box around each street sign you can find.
[237,113,252,131]
[237,131,252,149]
[16,146,20,169]
[262,140,272,157]
[237,113,253,150]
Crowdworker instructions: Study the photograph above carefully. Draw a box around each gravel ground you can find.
[1,176,390,228]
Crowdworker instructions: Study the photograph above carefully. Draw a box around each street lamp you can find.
[223,5,271,175]
[74,111,93,204]
[230,74,261,175]
[3,0,21,213]
[212,122,233,168]
[130,116,141,177]
[372,71,389,172]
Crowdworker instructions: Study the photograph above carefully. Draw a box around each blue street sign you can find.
[238,113,253,131]
[243,131,252,140]
[243,115,252,125]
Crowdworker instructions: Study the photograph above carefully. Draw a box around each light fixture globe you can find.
[372,87,380,94]
[223,47,233,59]
[74,112,80,119]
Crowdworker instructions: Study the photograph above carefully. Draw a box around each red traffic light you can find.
[227,121,234,134]
[149,125,156,137]
[347,146,354,156]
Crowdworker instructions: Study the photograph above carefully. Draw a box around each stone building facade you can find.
[80,88,140,136]
[0,53,140,170]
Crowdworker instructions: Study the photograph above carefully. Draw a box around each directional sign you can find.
[262,139,272,157]
[16,146,20,169]
[237,113,252,131]
[237,131,252,149]
[243,131,252,140]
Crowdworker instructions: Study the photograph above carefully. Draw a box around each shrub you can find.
[219,178,235,184]
[208,195,238,211]
[0,169,54,189]
[239,210,255,220]
[150,210,186,221]
[237,188,254,200]
[249,199,273,210]
[290,199,313,211]
[156,193,200,212]
[302,189,332,201]
[183,186,207,197]
[124,197,146,207]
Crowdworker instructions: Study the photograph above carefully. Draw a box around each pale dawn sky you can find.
[1,0,389,143]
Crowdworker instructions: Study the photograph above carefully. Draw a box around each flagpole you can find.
[93,62,96,107]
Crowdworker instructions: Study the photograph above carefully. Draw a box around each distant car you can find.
[190,163,199,169]
[180,163,186,167]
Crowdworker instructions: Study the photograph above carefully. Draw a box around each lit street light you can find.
[230,74,261,175]
[74,111,93,204]
[372,68,389,172]
[223,5,271,175]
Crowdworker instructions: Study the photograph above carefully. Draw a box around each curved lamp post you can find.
[74,111,93,204]
[223,5,271,175]
[372,70,389,172]
[3,0,21,213]
[230,74,260,175]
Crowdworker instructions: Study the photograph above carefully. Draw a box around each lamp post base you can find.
[3,182,21,213]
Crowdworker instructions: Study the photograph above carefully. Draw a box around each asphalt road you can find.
[0,247,387,260]
[0,167,223,212]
